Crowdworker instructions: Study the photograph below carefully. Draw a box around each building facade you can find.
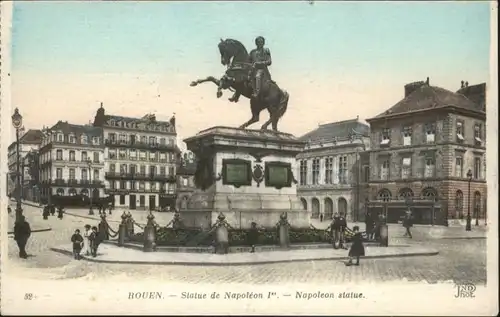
[175,150,197,210]
[7,129,43,198]
[296,118,371,221]
[93,104,177,210]
[365,78,487,225]
[39,121,105,203]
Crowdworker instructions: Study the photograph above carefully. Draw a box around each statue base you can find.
[182,126,310,230]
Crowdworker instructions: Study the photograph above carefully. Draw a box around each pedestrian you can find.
[50,204,56,216]
[42,205,50,220]
[13,215,31,259]
[98,216,110,241]
[346,226,365,266]
[365,211,374,240]
[71,229,84,260]
[8,205,12,214]
[332,212,341,249]
[338,212,348,249]
[88,226,100,257]
[320,214,323,222]
[403,210,413,238]
[57,206,64,219]
[83,224,92,256]
[247,222,260,253]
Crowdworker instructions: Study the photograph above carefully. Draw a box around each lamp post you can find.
[11,108,24,223]
[466,169,472,231]
[87,159,94,215]
[475,195,479,226]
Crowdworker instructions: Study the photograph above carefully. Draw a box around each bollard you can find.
[379,224,389,247]
[143,212,157,252]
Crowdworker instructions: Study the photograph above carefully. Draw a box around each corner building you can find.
[365,78,487,225]
[93,104,177,210]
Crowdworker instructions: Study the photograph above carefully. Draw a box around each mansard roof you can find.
[299,118,370,144]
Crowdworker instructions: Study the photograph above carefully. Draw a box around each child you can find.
[346,226,365,266]
[83,224,91,256]
[71,229,84,260]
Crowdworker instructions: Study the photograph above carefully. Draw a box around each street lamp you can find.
[11,108,24,223]
[87,159,94,215]
[475,193,479,226]
[466,169,472,231]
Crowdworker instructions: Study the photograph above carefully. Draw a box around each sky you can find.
[8,1,492,147]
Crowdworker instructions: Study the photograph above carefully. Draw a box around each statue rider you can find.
[249,36,272,99]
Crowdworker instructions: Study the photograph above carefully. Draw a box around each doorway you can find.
[149,195,156,211]
[129,194,136,209]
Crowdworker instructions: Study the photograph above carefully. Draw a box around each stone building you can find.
[93,103,178,210]
[365,78,487,225]
[39,121,105,202]
[175,150,197,210]
[296,118,371,221]
[7,129,43,198]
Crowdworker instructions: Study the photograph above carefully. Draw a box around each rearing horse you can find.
[190,38,289,131]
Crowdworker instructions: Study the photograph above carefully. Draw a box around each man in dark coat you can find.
[88,226,100,257]
[403,210,413,238]
[57,206,64,219]
[346,226,365,266]
[42,205,50,220]
[337,213,348,249]
[71,229,84,260]
[14,216,31,259]
[247,222,260,253]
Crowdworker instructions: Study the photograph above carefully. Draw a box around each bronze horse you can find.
[190,39,289,131]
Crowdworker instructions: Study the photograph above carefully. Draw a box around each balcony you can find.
[105,139,176,151]
[68,179,79,186]
[104,188,176,195]
[105,172,176,182]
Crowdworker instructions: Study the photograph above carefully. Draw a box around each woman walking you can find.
[346,226,365,266]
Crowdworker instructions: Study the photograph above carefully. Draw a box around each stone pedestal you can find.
[182,126,310,230]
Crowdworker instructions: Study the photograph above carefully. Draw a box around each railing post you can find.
[118,211,128,246]
[214,213,229,254]
[143,212,157,252]
[277,212,290,249]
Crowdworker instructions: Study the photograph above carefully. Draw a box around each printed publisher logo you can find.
[454,283,476,298]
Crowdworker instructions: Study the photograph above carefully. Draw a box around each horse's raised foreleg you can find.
[240,115,259,129]
[240,99,260,129]
[190,76,220,87]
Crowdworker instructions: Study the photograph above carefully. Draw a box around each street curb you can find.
[441,236,486,240]
[7,228,52,235]
[50,247,439,266]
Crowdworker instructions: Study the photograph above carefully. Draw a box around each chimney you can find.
[425,77,429,85]
[461,80,464,89]
[465,81,469,87]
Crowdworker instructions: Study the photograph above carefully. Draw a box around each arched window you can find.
[56,188,64,196]
[69,188,78,196]
[455,190,464,219]
[377,189,392,202]
[324,197,333,219]
[80,188,89,196]
[311,198,320,218]
[300,198,307,211]
[421,187,438,201]
[398,188,414,200]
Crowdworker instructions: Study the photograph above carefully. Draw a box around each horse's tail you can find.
[278,90,289,119]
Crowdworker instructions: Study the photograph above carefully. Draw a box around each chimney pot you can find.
[461,80,464,88]
[465,81,469,87]
[426,77,429,85]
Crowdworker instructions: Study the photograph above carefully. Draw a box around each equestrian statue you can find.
[190,36,289,132]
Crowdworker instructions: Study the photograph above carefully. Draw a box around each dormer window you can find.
[380,128,390,146]
[456,120,464,142]
[92,137,100,145]
[110,120,115,126]
[69,134,76,144]
[402,126,412,146]
[57,133,64,142]
[81,135,88,144]
[474,123,482,145]
[425,123,436,143]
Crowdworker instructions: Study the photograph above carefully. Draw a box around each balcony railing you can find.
[104,188,176,195]
[105,172,176,182]
[105,139,176,151]
[40,179,104,187]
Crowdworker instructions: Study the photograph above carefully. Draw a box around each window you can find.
[380,158,390,180]
[424,156,435,178]
[160,138,166,145]
[150,182,157,191]
[474,191,481,217]
[93,152,99,163]
[402,126,412,146]
[169,139,175,146]
[422,188,438,201]
[325,157,333,184]
[363,166,370,182]
[56,150,63,160]
[119,134,127,143]
[69,135,76,144]
[129,149,137,160]
[109,133,116,143]
[92,137,100,145]
[66,150,75,161]
[338,156,348,184]
[120,181,126,190]
[377,189,391,202]
[130,181,136,190]
[120,164,127,174]
[109,149,116,159]
[81,168,88,180]
[160,166,166,175]
[474,123,482,145]
[69,168,75,180]
[139,181,145,190]
[94,169,99,181]
[312,158,320,185]
[119,149,127,159]
[149,166,156,176]
[149,136,156,145]
[139,151,147,161]
[456,121,464,142]
[141,136,147,144]
[169,166,175,176]
[57,133,64,142]
[456,190,464,219]
[130,164,137,175]
[150,152,158,161]
[401,157,412,179]
[81,135,88,144]
[56,168,63,179]
[160,153,167,162]
[110,181,115,189]
[380,128,390,146]
[299,160,307,185]
[109,164,116,173]
[473,157,481,179]
[81,151,87,161]
[425,123,436,143]
[455,156,463,178]
[399,188,414,200]
[119,195,126,205]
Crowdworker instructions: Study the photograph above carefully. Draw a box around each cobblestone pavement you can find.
[5,205,487,285]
